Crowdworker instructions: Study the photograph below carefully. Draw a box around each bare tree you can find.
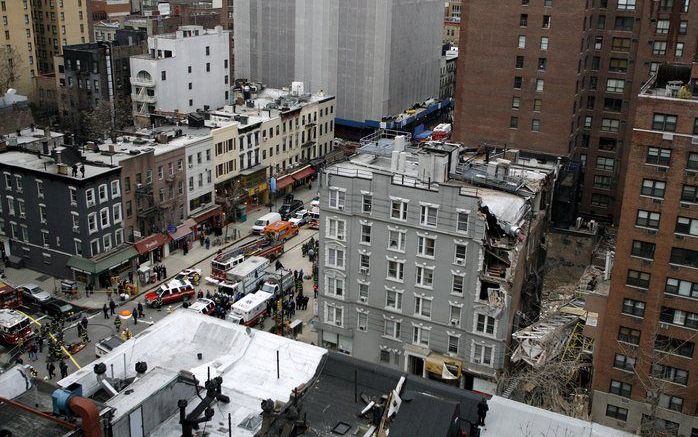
[0,45,23,94]
[80,96,133,142]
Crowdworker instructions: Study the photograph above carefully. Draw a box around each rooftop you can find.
[0,149,117,180]
[3,127,64,145]
[639,63,698,102]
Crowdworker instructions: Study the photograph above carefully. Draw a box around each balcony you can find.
[131,70,154,88]
[132,87,157,104]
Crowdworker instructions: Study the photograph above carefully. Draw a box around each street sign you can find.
[167,224,176,233]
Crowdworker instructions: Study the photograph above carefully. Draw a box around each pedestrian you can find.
[477,398,489,426]
[80,315,88,331]
[205,237,210,250]
[37,335,44,354]
[132,309,138,325]
[290,300,296,316]
[128,271,133,284]
[28,342,37,361]
[109,298,116,315]
[162,265,167,277]
[47,362,56,379]
[59,361,68,378]
[114,316,122,333]
[102,303,109,319]
[79,164,85,178]
[137,302,144,318]
[313,284,318,299]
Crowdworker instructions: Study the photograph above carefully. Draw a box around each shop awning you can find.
[275,166,316,191]
[67,246,138,275]
[192,204,222,224]
[291,166,315,181]
[425,353,462,380]
[134,233,169,255]
[275,174,295,191]
[168,218,197,241]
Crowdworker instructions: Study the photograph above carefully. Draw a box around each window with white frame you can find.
[98,184,108,202]
[14,175,22,193]
[74,239,82,256]
[417,236,435,257]
[17,199,24,217]
[362,194,372,214]
[326,247,345,268]
[472,342,493,366]
[86,188,95,207]
[10,223,17,240]
[390,199,408,220]
[87,213,97,233]
[324,303,343,327]
[36,180,44,198]
[69,187,78,206]
[476,314,496,335]
[414,296,432,318]
[358,282,369,302]
[326,218,346,240]
[90,239,100,256]
[110,180,120,197]
[457,211,469,233]
[39,205,47,224]
[450,305,461,327]
[386,289,403,311]
[6,197,13,216]
[384,319,401,339]
[617,0,636,10]
[388,229,406,251]
[448,335,459,354]
[20,225,27,242]
[420,205,438,226]
[357,312,368,331]
[3,174,10,189]
[102,234,112,251]
[71,213,80,232]
[415,266,434,287]
[454,244,466,264]
[452,274,465,295]
[326,276,344,297]
[41,230,49,246]
[412,326,430,347]
[360,254,370,271]
[99,208,110,228]
[361,224,371,244]
[115,229,123,246]
[113,204,122,224]
[387,260,404,281]
[328,188,345,209]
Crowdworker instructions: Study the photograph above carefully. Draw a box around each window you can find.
[328,188,345,209]
[361,224,371,244]
[518,35,526,48]
[324,304,343,327]
[450,305,461,327]
[533,98,542,111]
[613,353,635,371]
[656,19,670,34]
[36,180,44,199]
[359,283,369,302]
[71,213,79,232]
[538,57,547,70]
[420,205,438,226]
[660,307,698,330]
[414,296,432,318]
[665,278,698,299]
[631,240,655,259]
[476,314,496,335]
[606,405,628,421]
[357,312,368,331]
[360,254,370,271]
[594,175,611,189]
[597,15,606,29]
[87,212,97,233]
[513,76,522,89]
[515,56,524,69]
[205,46,210,56]
[679,20,688,34]
[612,37,631,52]
[652,113,677,132]
[472,343,493,366]
[646,147,671,166]
[384,319,401,339]
[617,0,636,9]
[412,326,430,346]
[670,247,698,268]
[102,234,112,251]
[594,36,603,50]
[606,79,625,93]
[161,71,166,80]
[622,298,646,317]
[452,274,464,295]
[542,15,551,28]
[391,200,408,220]
[326,247,345,268]
[609,380,632,398]
[86,188,95,207]
[641,179,665,198]
[687,153,698,170]
[519,13,528,27]
[596,156,615,171]
[614,16,633,31]
[387,229,406,251]
[206,63,210,72]
[415,266,434,287]
[618,326,641,345]
[110,180,120,198]
[535,79,544,92]
[99,208,110,228]
[657,394,683,412]
[454,244,467,264]
[652,41,667,56]
[676,216,698,235]
[601,118,620,133]
[91,239,100,256]
[512,97,521,109]
[386,289,403,311]
[387,260,404,281]
[417,236,435,257]
[448,335,459,354]
[681,185,698,203]
[362,194,372,214]
[510,116,519,129]
[604,97,623,112]
[540,37,549,50]
[651,363,688,385]
[531,119,541,131]
[636,210,660,228]
[113,204,122,224]
[326,276,344,297]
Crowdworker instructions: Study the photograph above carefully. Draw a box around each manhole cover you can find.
[35,274,51,282]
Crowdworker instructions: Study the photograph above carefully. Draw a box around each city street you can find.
[0,188,320,380]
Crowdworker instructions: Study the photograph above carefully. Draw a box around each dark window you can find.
[631,240,655,259]
[613,353,635,371]
[604,98,622,112]
[609,380,632,398]
[606,404,628,421]
[646,147,671,166]
[538,57,547,70]
[205,46,210,56]
[693,118,698,135]
[670,247,698,268]
[626,270,650,288]
[676,216,698,235]
[651,363,688,385]
[681,185,698,202]
[614,16,634,31]
[641,179,665,198]
[636,210,660,229]
[596,15,606,29]
[652,113,678,132]
[591,56,600,70]
[161,71,166,80]
[542,15,551,28]
[515,56,524,68]
[510,116,519,128]
[622,298,646,317]
[514,76,522,89]
[655,334,694,358]
[660,307,698,330]
[688,153,698,170]
[611,37,631,51]
[618,326,641,345]
[609,58,628,72]
[520,14,528,26]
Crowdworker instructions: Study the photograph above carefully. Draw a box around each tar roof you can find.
[0,150,117,180]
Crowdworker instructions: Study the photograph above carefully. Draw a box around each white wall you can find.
[184,137,215,216]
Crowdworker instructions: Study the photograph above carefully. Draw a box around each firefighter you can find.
[113,316,122,333]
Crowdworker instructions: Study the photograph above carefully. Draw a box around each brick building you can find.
[591,64,698,435]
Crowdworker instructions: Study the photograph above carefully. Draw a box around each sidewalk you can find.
[4,187,319,311]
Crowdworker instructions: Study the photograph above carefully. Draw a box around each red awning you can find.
[134,233,169,255]
[275,175,295,190]
[192,205,222,224]
[292,166,316,181]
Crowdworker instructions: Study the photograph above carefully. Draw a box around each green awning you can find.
[66,246,138,275]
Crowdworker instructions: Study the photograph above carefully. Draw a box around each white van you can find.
[252,212,282,234]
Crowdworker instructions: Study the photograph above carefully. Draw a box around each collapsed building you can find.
[316,130,560,393]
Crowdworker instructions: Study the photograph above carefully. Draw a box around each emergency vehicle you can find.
[0,309,32,346]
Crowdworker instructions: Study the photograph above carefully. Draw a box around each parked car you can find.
[18,283,51,305]
[263,221,299,242]
[278,199,304,220]
[41,299,81,321]
[252,212,282,234]
[144,279,195,307]
[288,209,310,227]
[310,196,320,208]
[95,335,124,358]
[175,268,202,285]
[187,298,216,316]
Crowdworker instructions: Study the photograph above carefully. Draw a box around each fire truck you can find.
[210,236,285,280]
[0,309,32,346]
[0,280,21,309]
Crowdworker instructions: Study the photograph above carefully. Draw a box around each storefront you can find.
[134,233,169,265]
[167,218,196,253]
[66,246,139,288]
[191,204,224,236]
[273,165,317,195]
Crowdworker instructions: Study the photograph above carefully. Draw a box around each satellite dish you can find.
[6,88,16,96]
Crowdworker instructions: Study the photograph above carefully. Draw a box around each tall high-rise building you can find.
[590,64,698,435]
[32,0,90,75]
[453,0,697,223]
[0,0,37,96]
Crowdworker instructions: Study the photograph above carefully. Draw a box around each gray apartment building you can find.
[316,131,557,393]
[234,0,442,127]
[0,136,129,284]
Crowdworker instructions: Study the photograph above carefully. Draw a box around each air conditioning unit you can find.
[680,202,690,208]
[677,235,685,240]
[337,234,345,240]
[188,164,193,169]
[338,205,344,210]
[359,296,367,303]
[662,132,674,141]
[72,226,79,233]
[646,229,657,235]
[692,136,698,145]
[455,258,465,265]
[359,267,369,275]
[335,321,342,327]
[19,213,25,219]
[652,198,662,205]
[358,326,366,331]
[659,322,669,329]
[450,319,459,326]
